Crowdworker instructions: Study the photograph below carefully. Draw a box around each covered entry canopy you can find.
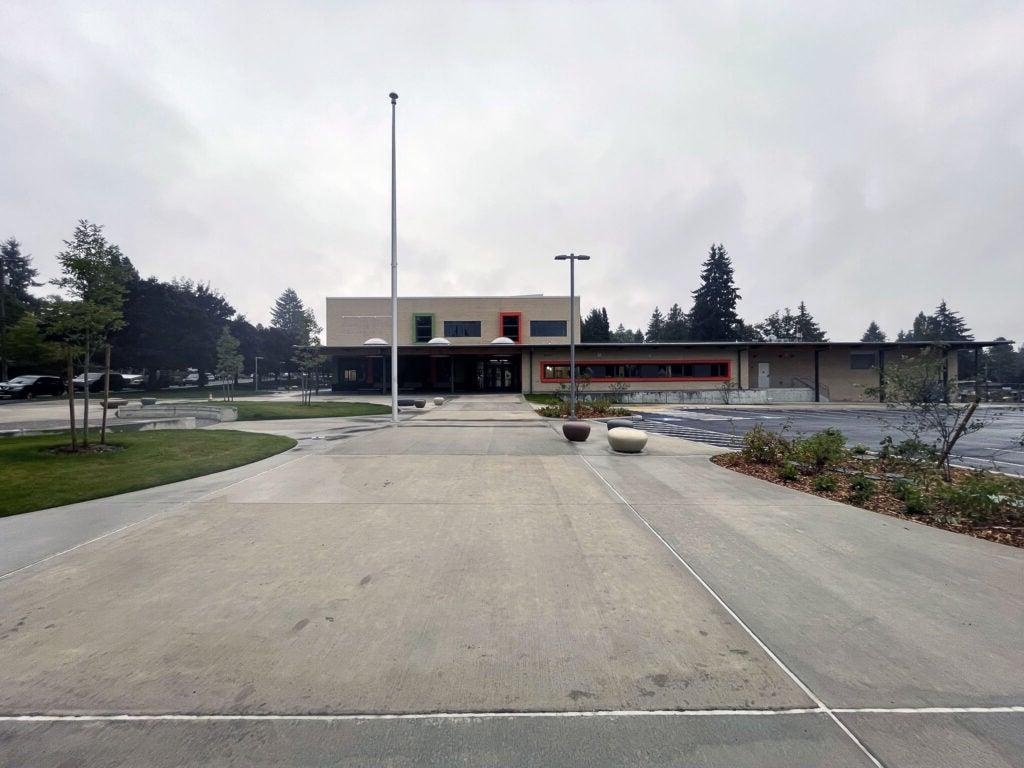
[326,344,524,394]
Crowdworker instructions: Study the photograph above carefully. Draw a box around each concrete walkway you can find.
[0,394,1021,766]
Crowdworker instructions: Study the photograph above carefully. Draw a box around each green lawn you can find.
[0,430,296,517]
[232,401,390,421]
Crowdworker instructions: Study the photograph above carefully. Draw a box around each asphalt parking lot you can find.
[634,405,1024,476]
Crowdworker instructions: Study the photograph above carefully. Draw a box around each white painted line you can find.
[0,709,824,722]
[1,706,1019,723]
[832,706,1024,715]
[577,454,885,768]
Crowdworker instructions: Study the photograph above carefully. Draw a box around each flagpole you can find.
[389,92,399,424]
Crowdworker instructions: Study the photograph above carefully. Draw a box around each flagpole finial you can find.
[389,92,398,103]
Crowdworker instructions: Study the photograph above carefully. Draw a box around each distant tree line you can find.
[577,242,1021,382]
[0,223,322,392]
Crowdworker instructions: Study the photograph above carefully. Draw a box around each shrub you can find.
[741,425,791,466]
[927,473,1024,525]
[812,474,838,492]
[791,428,847,474]
[851,444,868,455]
[848,474,876,503]
[777,462,799,481]
[893,479,928,515]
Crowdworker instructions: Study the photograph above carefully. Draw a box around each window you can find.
[541,360,730,382]
[443,320,481,338]
[343,369,357,381]
[413,314,433,343]
[499,312,521,343]
[530,320,567,337]
[850,353,875,370]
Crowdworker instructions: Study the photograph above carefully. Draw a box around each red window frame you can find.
[539,359,732,383]
[499,312,522,343]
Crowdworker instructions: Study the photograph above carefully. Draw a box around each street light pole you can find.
[390,91,399,424]
[0,254,7,383]
[254,356,263,392]
[554,253,590,419]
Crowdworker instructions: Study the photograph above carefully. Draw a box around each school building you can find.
[323,294,1004,403]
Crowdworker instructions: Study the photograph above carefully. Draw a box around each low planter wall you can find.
[117,403,237,425]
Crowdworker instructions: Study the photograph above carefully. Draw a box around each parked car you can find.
[121,373,146,389]
[0,375,66,399]
[72,372,127,392]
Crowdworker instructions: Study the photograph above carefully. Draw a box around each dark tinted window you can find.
[443,320,481,337]
[414,315,433,343]
[501,314,520,342]
[530,320,567,337]
[850,353,875,370]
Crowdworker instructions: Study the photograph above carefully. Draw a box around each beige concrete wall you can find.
[326,296,579,347]
[747,348,816,390]
[528,346,741,393]
[820,347,882,402]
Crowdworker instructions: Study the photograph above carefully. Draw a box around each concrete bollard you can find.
[607,427,648,453]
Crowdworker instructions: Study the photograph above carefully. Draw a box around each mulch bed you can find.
[711,453,1024,549]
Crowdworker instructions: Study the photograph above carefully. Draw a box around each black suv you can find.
[72,373,127,393]
[0,375,66,399]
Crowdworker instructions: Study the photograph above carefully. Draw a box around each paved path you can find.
[1,395,1021,766]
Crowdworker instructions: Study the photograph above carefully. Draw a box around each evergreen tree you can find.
[645,306,665,342]
[271,288,310,344]
[688,243,742,341]
[861,321,887,342]
[633,329,645,343]
[756,308,797,341]
[1,237,43,380]
[984,340,1020,383]
[910,311,935,341]
[610,323,631,342]
[663,303,689,341]
[581,307,611,342]
[931,300,972,340]
[794,301,827,342]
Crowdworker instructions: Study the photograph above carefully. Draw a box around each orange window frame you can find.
[499,311,522,343]
[539,359,732,383]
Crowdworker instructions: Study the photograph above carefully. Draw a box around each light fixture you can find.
[491,336,514,345]
[427,337,451,345]
[363,337,388,346]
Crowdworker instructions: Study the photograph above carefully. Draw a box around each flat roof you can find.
[326,294,570,300]
[320,339,1013,353]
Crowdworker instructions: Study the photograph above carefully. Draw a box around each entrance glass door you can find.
[476,358,518,391]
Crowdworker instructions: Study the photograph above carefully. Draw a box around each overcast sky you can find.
[3,1,1022,343]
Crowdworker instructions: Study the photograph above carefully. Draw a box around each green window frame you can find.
[412,313,434,343]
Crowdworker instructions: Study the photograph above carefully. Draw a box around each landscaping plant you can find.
[848,474,876,503]
[791,428,847,474]
[740,424,791,466]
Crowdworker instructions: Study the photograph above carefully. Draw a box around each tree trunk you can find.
[101,345,111,445]
[67,350,77,451]
[82,337,91,447]
[937,398,979,480]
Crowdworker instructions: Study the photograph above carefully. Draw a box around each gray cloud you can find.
[2,0,1021,342]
